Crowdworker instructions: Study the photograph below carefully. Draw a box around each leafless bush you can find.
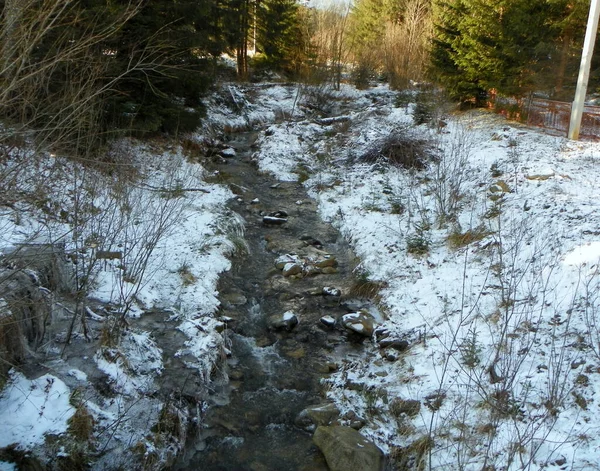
[61,152,194,347]
[428,125,472,226]
[359,128,433,170]
[299,83,339,117]
[420,208,579,470]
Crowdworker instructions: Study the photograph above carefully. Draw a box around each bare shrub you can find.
[359,129,433,170]
[428,125,473,226]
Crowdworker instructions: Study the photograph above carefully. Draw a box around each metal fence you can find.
[493,97,600,140]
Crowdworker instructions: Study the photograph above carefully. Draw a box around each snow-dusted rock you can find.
[219,147,236,157]
[341,311,376,337]
[263,210,288,225]
[275,254,300,269]
[322,286,341,297]
[268,310,299,331]
[320,315,336,328]
[282,262,302,277]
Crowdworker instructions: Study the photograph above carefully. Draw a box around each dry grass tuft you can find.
[68,405,95,441]
[447,225,491,249]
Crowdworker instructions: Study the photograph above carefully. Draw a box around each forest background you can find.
[1,0,597,157]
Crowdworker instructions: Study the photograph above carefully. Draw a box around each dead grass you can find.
[68,405,95,441]
[177,263,198,286]
[348,279,388,299]
[390,435,434,471]
[447,225,491,249]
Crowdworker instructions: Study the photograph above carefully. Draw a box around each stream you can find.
[172,130,379,470]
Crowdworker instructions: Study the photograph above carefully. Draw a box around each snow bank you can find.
[0,372,74,449]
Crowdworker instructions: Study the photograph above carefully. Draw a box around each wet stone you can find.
[323,287,341,297]
[378,338,410,351]
[268,310,299,331]
[341,312,376,337]
[229,369,244,381]
[282,263,303,277]
[315,257,337,269]
[295,403,340,432]
[285,347,305,359]
[320,315,336,328]
[255,336,276,347]
[222,292,248,307]
[304,266,322,277]
[313,426,384,471]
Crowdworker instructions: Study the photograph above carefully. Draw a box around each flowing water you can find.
[175,131,374,470]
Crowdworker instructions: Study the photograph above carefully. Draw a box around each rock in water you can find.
[282,262,303,277]
[295,403,340,432]
[341,312,376,337]
[320,315,336,328]
[313,426,384,471]
[263,210,289,225]
[268,310,299,331]
[322,287,341,297]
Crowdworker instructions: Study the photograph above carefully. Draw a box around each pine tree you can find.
[257,0,305,74]
[101,0,222,134]
[430,0,571,101]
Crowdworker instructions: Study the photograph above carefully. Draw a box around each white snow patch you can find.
[0,372,75,449]
[563,240,600,266]
[67,369,88,382]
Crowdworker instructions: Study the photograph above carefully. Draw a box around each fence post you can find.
[569,0,600,140]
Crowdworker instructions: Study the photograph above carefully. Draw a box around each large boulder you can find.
[313,426,384,471]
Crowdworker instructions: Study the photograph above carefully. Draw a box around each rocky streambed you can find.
[175,131,390,470]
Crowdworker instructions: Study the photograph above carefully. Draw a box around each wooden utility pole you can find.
[568,0,600,140]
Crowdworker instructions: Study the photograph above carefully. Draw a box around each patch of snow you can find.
[67,369,88,382]
[0,372,75,449]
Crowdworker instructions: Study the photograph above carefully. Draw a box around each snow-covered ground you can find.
[0,137,235,466]
[251,83,600,470]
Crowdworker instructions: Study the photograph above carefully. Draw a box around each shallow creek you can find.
[175,131,377,470]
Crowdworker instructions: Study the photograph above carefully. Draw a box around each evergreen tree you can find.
[102,0,220,135]
[430,0,579,101]
[257,0,305,74]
